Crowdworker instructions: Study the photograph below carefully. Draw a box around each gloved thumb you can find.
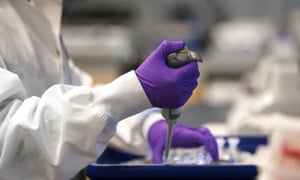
[195,128,219,162]
[157,40,186,56]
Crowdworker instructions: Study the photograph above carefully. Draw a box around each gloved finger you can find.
[179,78,198,91]
[176,124,207,133]
[171,129,206,148]
[179,126,218,161]
[168,78,198,108]
[195,127,212,134]
[172,127,218,161]
[158,40,186,56]
[194,129,219,161]
[151,145,165,164]
[175,61,199,79]
[203,139,219,161]
[170,91,192,108]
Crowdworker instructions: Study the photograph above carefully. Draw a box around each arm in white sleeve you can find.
[65,55,163,157]
[108,108,164,156]
[0,67,151,180]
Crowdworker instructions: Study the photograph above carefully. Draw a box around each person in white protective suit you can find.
[0,0,218,180]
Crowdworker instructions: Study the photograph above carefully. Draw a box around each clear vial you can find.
[168,147,212,165]
[227,137,240,163]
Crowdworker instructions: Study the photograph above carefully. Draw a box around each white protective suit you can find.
[0,0,162,179]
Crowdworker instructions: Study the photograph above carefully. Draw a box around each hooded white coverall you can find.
[0,0,162,179]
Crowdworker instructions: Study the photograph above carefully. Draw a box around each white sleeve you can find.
[0,68,151,180]
[108,108,164,156]
[65,55,163,157]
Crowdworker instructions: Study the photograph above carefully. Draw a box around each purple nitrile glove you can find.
[148,120,219,164]
[135,40,200,109]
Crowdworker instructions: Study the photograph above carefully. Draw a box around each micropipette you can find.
[162,46,203,163]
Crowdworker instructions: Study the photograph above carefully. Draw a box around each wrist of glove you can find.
[148,119,219,164]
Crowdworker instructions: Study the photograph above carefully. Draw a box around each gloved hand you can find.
[136,40,200,109]
[148,120,219,164]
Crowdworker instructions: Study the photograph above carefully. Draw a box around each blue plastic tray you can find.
[87,164,258,180]
[95,135,268,164]
[221,135,268,153]
[87,136,267,179]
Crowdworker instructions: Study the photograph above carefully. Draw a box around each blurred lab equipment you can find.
[162,46,203,163]
[62,0,139,82]
[225,32,300,135]
[252,120,300,180]
[257,32,300,116]
[203,29,300,136]
[62,0,224,80]
[203,19,274,79]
